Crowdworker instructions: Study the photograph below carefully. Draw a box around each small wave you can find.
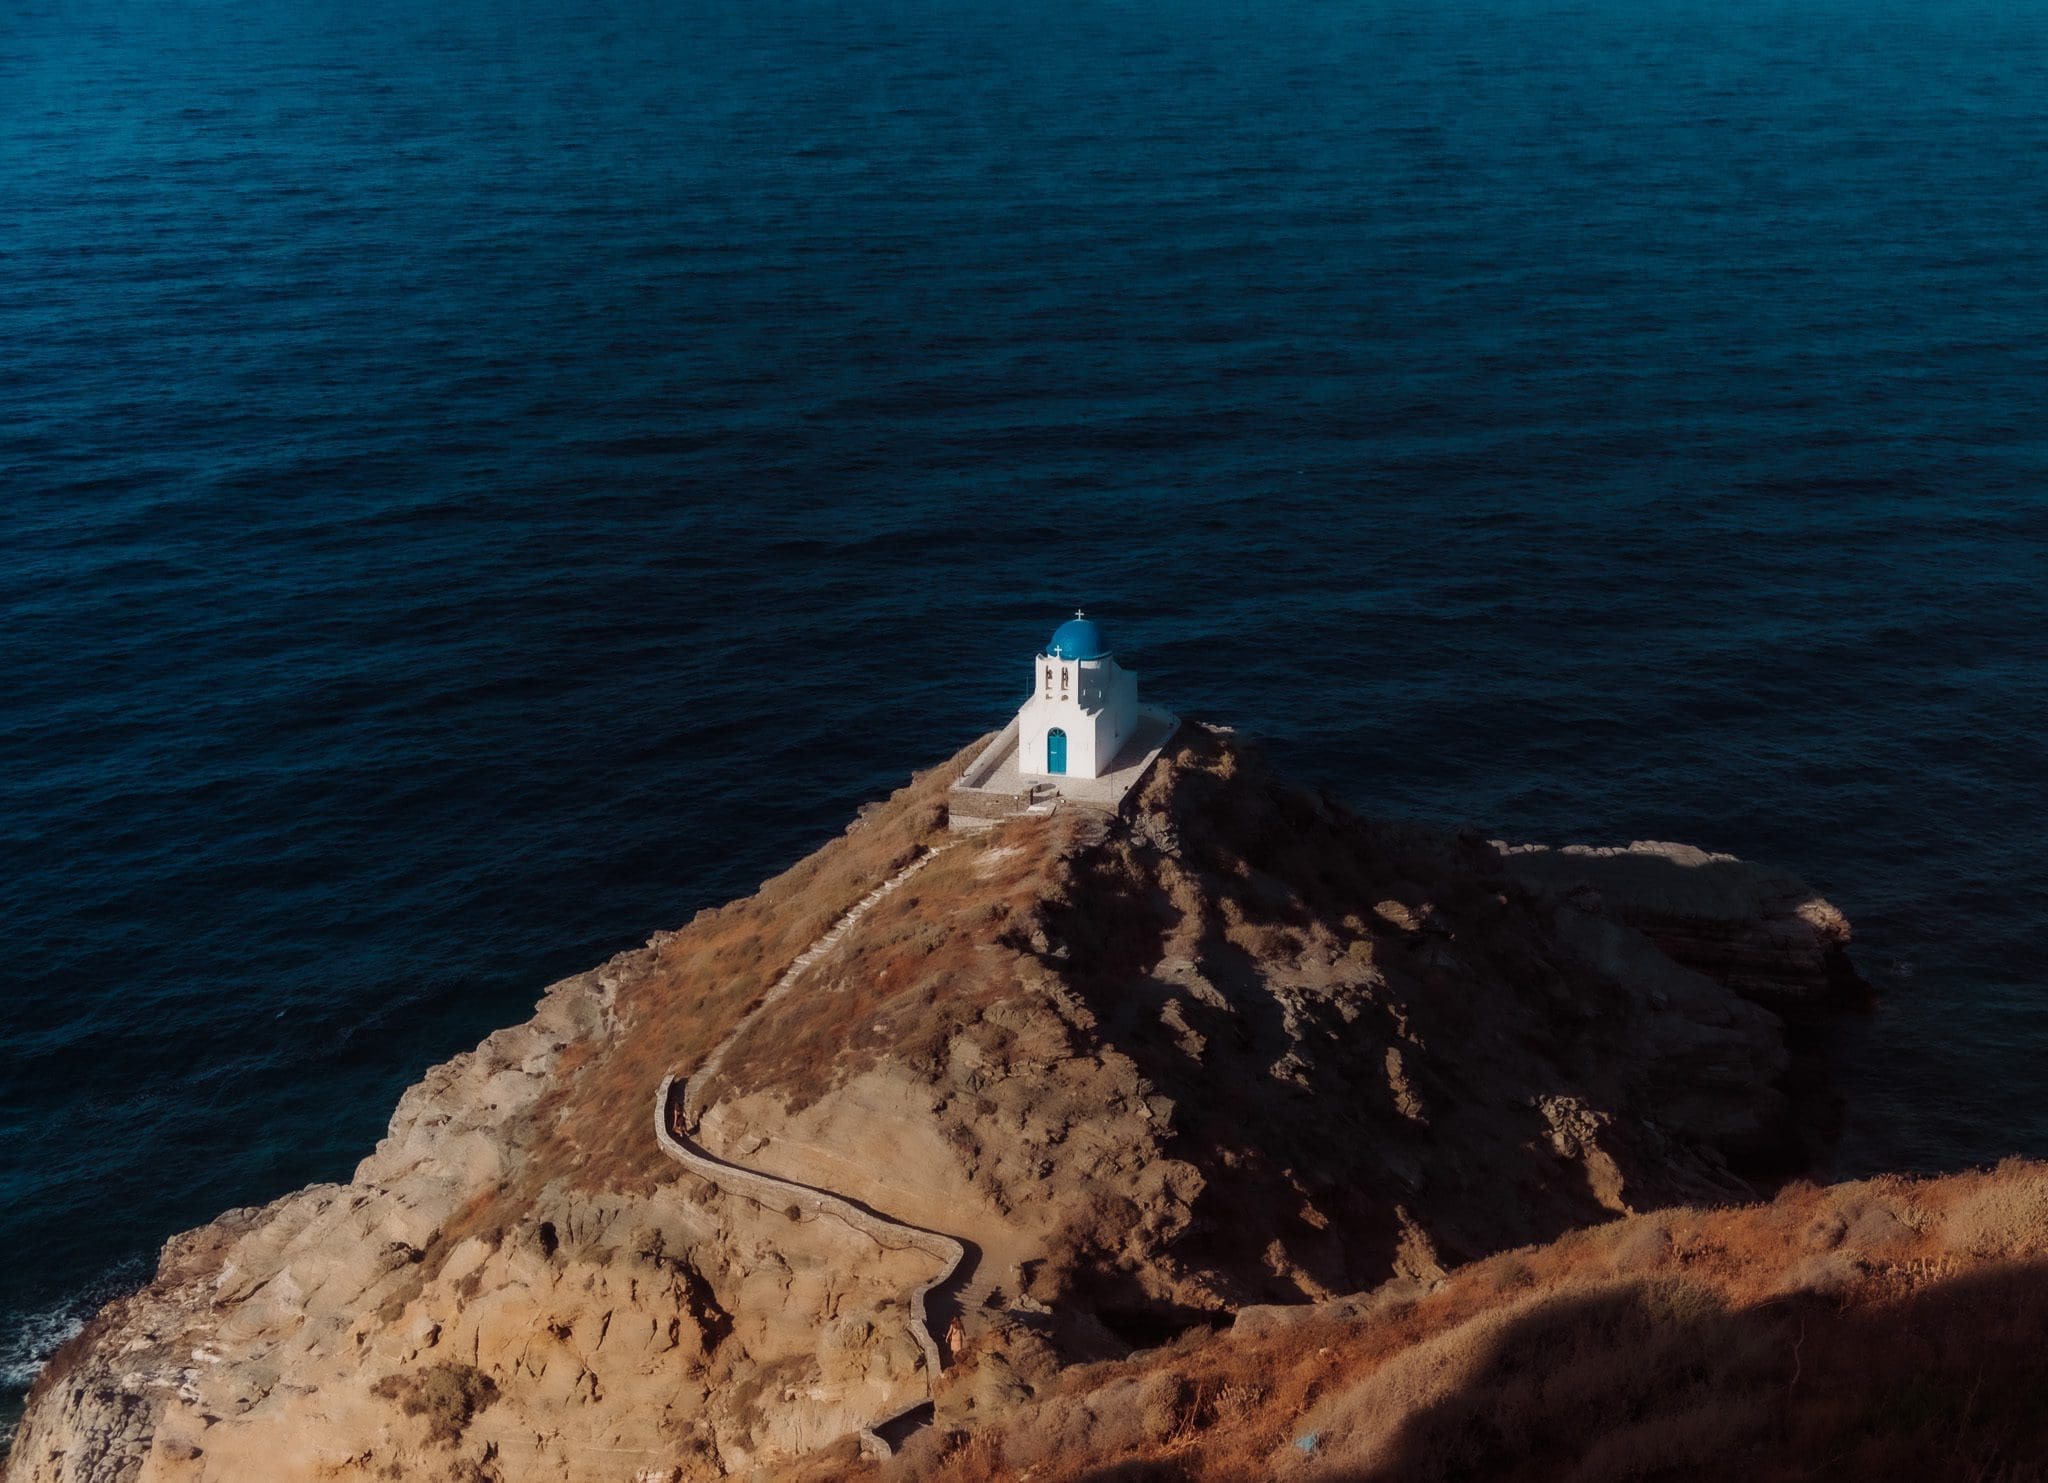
[2,1260,149,1394]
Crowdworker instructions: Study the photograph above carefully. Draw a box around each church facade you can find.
[1017,612,1140,779]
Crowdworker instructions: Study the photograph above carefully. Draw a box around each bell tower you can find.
[1018,610,1140,780]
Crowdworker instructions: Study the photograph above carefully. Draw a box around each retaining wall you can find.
[953,717,1022,790]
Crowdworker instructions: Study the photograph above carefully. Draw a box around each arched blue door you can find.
[1046,727,1068,775]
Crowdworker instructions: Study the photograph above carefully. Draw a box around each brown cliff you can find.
[5,727,1866,1483]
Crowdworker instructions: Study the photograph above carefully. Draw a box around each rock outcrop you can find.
[5,727,1865,1483]
[1498,840,1867,1011]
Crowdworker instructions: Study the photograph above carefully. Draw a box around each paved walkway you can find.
[654,843,975,1459]
[655,1078,964,1460]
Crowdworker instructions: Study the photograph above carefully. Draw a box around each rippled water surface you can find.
[5,0,2047,1416]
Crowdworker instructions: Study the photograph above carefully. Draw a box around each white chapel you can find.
[1017,611,1140,779]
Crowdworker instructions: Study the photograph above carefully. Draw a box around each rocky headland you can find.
[13,726,2039,1482]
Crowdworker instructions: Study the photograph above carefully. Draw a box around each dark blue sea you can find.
[5,0,2048,1420]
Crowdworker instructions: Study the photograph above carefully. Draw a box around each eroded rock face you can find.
[5,730,1861,1483]
[1498,840,1866,1010]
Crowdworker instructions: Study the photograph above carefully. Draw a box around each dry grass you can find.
[860,1163,2048,1483]
[707,811,1068,1114]
[1294,1275,1784,1480]
[1939,1156,2048,1259]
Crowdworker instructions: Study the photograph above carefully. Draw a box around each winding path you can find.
[652,845,973,1458]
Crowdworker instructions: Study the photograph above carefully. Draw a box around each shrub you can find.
[1139,1370,1193,1442]
[370,1361,501,1447]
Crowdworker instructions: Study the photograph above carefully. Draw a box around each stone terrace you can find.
[948,706,1179,831]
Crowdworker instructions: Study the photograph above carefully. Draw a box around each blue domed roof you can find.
[1046,614,1111,661]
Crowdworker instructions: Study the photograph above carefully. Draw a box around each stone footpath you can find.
[682,847,947,1128]
[655,844,968,1458]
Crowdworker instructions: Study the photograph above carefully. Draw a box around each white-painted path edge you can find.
[682,846,948,1130]
[652,845,968,1459]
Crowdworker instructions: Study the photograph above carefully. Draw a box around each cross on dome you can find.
[1046,613,1110,662]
